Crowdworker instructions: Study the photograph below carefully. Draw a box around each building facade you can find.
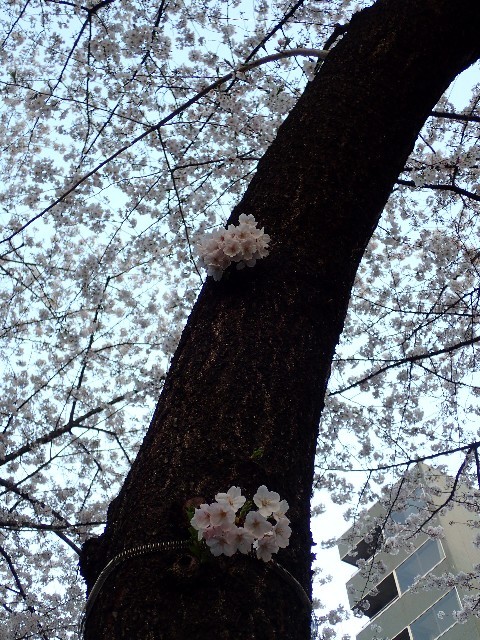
[337,465,480,640]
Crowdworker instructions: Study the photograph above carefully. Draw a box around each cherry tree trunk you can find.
[79,1,480,638]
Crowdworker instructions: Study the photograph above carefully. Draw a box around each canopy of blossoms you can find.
[0,0,479,638]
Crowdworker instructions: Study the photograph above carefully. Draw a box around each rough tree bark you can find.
[79,1,480,638]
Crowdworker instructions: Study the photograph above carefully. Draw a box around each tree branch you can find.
[396,178,480,202]
[0,545,50,639]
[0,48,328,246]
[243,0,309,64]
[325,440,480,473]
[0,476,81,554]
[329,334,480,396]
[0,388,147,465]
[431,110,480,124]
[410,448,472,536]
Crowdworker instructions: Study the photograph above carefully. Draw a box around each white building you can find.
[337,464,480,640]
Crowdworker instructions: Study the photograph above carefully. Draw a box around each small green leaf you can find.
[250,446,264,460]
[187,529,210,562]
[238,499,253,521]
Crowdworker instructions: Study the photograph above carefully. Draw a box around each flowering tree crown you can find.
[1,0,480,635]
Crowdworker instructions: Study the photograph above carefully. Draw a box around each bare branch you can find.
[0,388,147,465]
[396,178,480,202]
[0,476,82,554]
[0,545,50,639]
[325,440,480,473]
[410,449,472,536]
[431,110,480,123]
[0,519,105,531]
[329,334,480,396]
[243,0,309,64]
[0,48,328,246]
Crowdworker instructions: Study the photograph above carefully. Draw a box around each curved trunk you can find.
[80,1,480,638]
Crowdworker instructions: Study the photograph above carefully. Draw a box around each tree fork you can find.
[79,1,480,638]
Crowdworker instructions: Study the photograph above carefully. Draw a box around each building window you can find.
[356,572,399,618]
[342,526,383,566]
[391,489,425,524]
[395,539,444,593]
[410,590,460,640]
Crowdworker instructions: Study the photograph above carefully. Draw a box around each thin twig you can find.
[0,48,328,246]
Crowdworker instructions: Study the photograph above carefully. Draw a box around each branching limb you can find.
[396,178,480,202]
[0,387,149,465]
[0,48,328,246]
[243,0,309,64]
[325,440,480,473]
[0,545,50,639]
[0,519,105,531]
[410,449,472,536]
[431,110,480,124]
[330,334,480,396]
[0,477,81,554]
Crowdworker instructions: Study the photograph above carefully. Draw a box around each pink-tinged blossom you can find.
[204,248,231,270]
[215,486,246,512]
[190,504,212,536]
[273,499,289,520]
[230,225,251,242]
[255,533,280,562]
[255,236,270,258]
[274,517,292,548]
[208,502,236,528]
[226,526,255,554]
[253,485,281,517]
[244,510,273,538]
[238,213,259,228]
[189,485,290,562]
[204,526,237,557]
[221,236,242,258]
[237,236,257,261]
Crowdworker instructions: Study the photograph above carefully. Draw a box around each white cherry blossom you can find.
[196,215,270,279]
[189,486,289,562]
[255,532,280,562]
[273,517,292,548]
[273,499,289,520]
[244,510,274,538]
[206,502,236,528]
[253,485,281,517]
[190,504,213,537]
[226,526,255,554]
[215,486,246,512]
[203,526,238,557]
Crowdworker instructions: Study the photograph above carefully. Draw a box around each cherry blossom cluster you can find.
[195,214,270,280]
[190,485,291,562]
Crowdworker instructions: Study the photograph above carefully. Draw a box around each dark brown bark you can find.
[79,1,480,638]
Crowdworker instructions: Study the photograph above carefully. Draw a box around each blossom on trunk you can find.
[189,484,290,562]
